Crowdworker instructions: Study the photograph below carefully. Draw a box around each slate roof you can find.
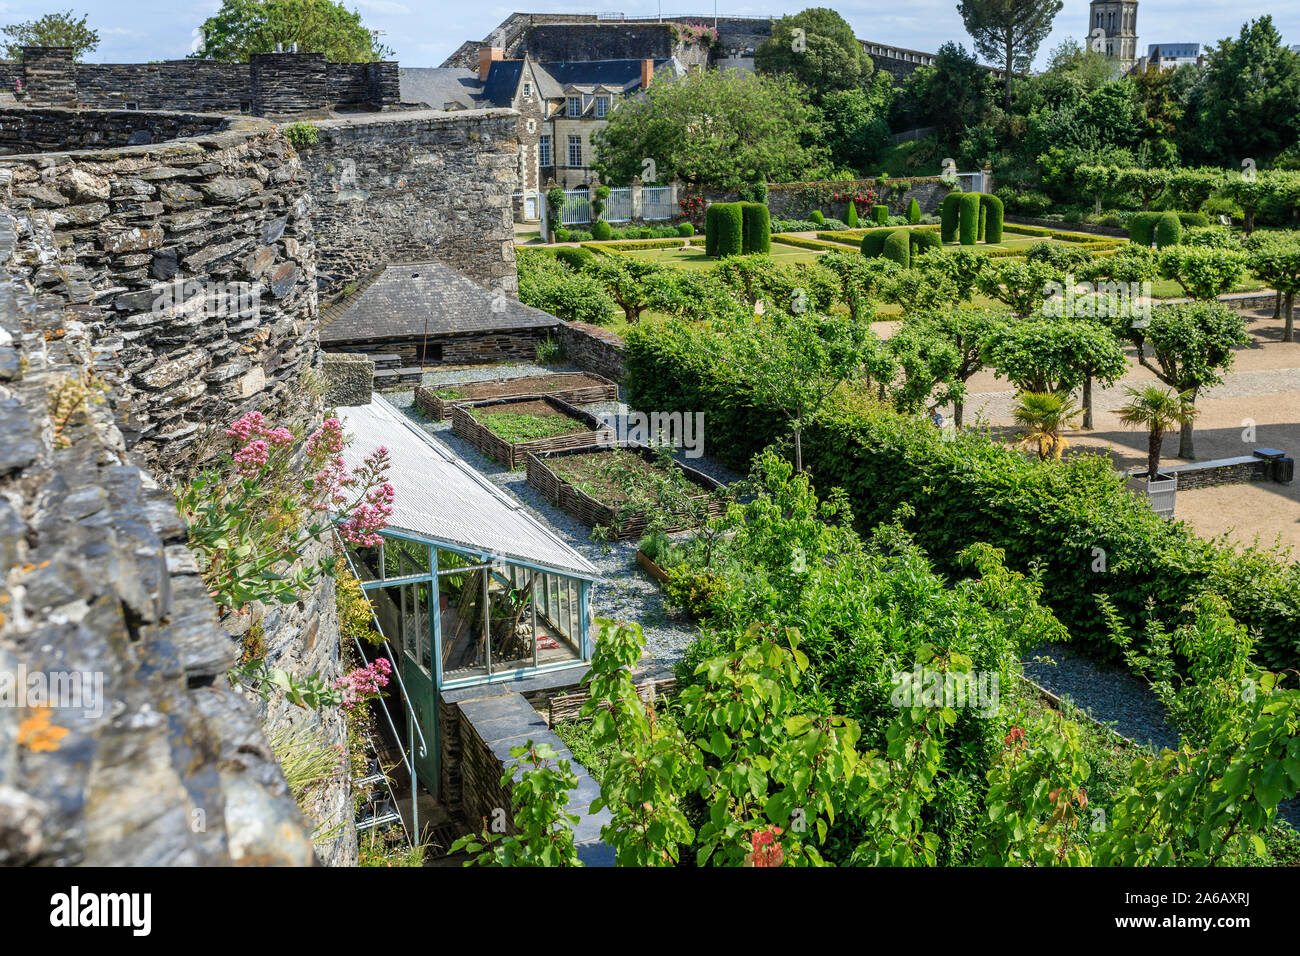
[398,67,481,110]
[539,58,672,93]
[319,261,560,345]
[481,59,525,108]
[337,395,600,579]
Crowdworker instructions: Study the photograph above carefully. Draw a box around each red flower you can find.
[745,826,785,867]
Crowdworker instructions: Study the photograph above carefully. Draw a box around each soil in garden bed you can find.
[470,399,593,442]
[547,447,695,509]
[434,372,608,402]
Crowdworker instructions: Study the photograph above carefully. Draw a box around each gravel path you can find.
[384,362,742,679]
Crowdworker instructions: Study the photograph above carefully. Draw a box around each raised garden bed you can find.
[450,395,614,469]
[525,443,726,540]
[414,371,618,421]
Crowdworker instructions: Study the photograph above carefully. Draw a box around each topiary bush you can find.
[882,229,911,268]
[1127,211,1163,247]
[810,209,825,226]
[981,193,1004,244]
[591,219,613,241]
[710,202,744,257]
[554,246,594,271]
[846,201,859,228]
[704,204,720,256]
[554,227,572,243]
[860,229,890,258]
[941,192,962,243]
[909,229,942,258]
[977,202,987,242]
[907,197,921,225]
[677,221,694,237]
[958,193,981,245]
[741,202,771,254]
[1155,211,1183,248]
[873,204,889,226]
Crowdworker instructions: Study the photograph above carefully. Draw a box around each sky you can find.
[4,0,1298,69]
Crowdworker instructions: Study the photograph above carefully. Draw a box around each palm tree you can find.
[1116,385,1198,481]
[1013,390,1080,461]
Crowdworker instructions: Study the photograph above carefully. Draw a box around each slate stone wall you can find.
[0,108,360,866]
[73,61,252,114]
[0,210,316,865]
[299,108,520,301]
[557,321,626,382]
[1149,456,1275,489]
[0,106,227,152]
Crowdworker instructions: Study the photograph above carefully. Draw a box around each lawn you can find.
[623,242,828,269]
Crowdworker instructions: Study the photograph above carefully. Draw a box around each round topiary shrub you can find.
[958,193,981,245]
[1155,211,1183,248]
[810,209,825,226]
[677,222,694,237]
[873,204,889,226]
[882,229,911,268]
[555,246,594,271]
[909,229,942,257]
[941,191,962,243]
[554,227,572,243]
[981,193,1004,244]
[591,219,612,241]
[860,229,891,257]
[711,202,744,257]
[1128,211,1163,247]
[846,201,859,228]
[741,202,771,254]
[907,197,922,225]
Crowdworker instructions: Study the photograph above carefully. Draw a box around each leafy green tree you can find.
[818,79,894,174]
[817,250,896,323]
[976,259,1063,317]
[1244,232,1300,341]
[958,0,1064,107]
[591,69,825,191]
[517,249,615,324]
[897,42,995,150]
[2,9,98,60]
[1184,16,1300,167]
[884,319,964,414]
[1157,246,1246,300]
[754,7,874,100]
[732,309,874,472]
[1116,384,1198,480]
[905,308,1006,427]
[193,0,392,63]
[586,256,669,325]
[1119,301,1249,458]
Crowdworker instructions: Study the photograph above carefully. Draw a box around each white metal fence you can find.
[558,185,677,225]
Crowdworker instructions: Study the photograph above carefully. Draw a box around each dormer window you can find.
[522,81,532,98]
[594,96,609,118]
[567,95,582,117]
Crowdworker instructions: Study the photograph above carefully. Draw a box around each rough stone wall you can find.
[0,107,227,152]
[527,23,694,62]
[19,47,75,106]
[74,62,252,114]
[299,108,520,301]
[1153,456,1275,489]
[0,210,315,865]
[327,328,554,365]
[0,107,359,866]
[557,321,626,381]
[0,107,318,474]
[250,53,329,116]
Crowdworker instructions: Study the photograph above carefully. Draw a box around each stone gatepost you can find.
[21,47,77,106]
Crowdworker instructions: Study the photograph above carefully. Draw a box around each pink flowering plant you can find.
[180,411,394,611]
[336,657,392,710]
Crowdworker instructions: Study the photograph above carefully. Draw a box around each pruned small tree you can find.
[1116,385,1198,481]
[1244,233,1300,341]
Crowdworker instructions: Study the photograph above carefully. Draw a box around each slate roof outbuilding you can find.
[319,261,560,345]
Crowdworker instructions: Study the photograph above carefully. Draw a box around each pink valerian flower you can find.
[304,417,346,467]
[744,826,785,867]
[226,411,267,443]
[233,439,270,477]
[226,412,296,476]
[337,657,392,709]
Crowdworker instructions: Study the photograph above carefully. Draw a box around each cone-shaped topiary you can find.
[941,191,962,242]
[846,201,859,228]
[741,202,771,254]
[882,228,911,268]
[981,193,1004,244]
[874,204,889,225]
[1155,211,1183,248]
[958,192,981,245]
[907,197,921,224]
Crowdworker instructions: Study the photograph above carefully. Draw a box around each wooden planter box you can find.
[525,443,726,540]
[635,548,671,583]
[1125,471,1178,518]
[451,394,614,469]
[414,372,618,422]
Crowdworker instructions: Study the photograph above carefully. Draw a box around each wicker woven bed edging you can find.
[450,394,616,469]
[414,371,619,422]
[525,442,727,540]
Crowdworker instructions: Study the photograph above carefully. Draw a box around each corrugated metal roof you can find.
[337,396,600,580]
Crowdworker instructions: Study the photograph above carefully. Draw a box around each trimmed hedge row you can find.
[706,202,744,256]
[958,193,981,245]
[982,193,1005,244]
[624,320,1300,670]
[941,192,962,242]
[882,229,910,267]
[742,202,772,254]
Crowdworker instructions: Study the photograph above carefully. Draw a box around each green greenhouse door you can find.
[402,655,439,794]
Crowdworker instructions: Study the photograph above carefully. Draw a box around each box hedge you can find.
[1155,211,1183,248]
[741,202,771,254]
[624,319,1300,671]
[882,229,911,267]
[958,193,981,245]
[941,192,962,243]
[706,202,745,257]
[1128,211,1163,246]
[873,204,889,225]
[981,193,1005,244]
[860,229,891,257]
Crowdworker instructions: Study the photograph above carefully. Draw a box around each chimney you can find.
[479,46,503,83]
[640,58,654,89]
